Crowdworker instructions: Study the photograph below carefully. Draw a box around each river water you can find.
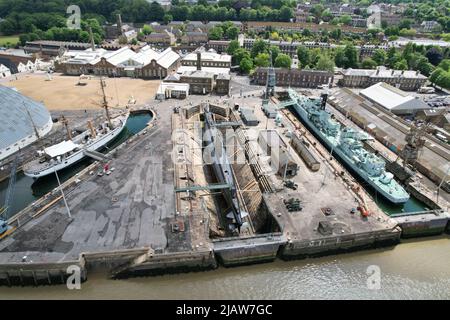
[0,236,449,299]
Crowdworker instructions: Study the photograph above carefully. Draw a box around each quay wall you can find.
[213,233,285,267]
[0,258,86,286]
[392,210,450,238]
[281,228,401,260]
[116,249,217,278]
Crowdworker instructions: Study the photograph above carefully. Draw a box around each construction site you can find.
[0,63,449,286]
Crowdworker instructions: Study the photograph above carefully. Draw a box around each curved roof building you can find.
[0,85,53,161]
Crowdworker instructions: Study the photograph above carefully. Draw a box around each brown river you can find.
[0,236,449,300]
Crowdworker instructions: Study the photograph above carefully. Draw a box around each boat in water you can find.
[24,77,129,179]
[288,89,409,204]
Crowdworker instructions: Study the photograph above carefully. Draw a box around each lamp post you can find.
[436,165,450,205]
[54,169,71,219]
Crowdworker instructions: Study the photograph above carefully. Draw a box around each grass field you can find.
[0,35,20,47]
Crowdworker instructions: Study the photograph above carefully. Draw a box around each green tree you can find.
[279,6,293,22]
[343,44,358,68]
[372,49,387,65]
[240,57,253,74]
[0,19,16,35]
[251,39,268,58]
[315,54,335,72]
[438,59,450,71]
[225,26,239,40]
[233,48,251,65]
[330,28,342,41]
[398,19,412,30]
[142,25,154,35]
[148,1,165,22]
[227,39,240,55]
[426,47,444,66]
[334,48,346,68]
[297,46,310,67]
[436,71,450,89]
[361,58,377,69]
[163,14,173,25]
[340,15,352,26]
[429,68,445,84]
[394,59,408,70]
[269,45,280,64]
[208,26,224,40]
[274,53,292,68]
[254,52,271,67]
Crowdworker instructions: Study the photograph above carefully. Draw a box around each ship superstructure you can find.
[288,89,409,204]
[23,78,129,178]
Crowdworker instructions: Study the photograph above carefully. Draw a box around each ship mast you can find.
[100,77,113,129]
[60,115,72,140]
[23,102,40,139]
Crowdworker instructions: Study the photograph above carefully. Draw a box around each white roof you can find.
[101,46,136,66]
[183,51,231,63]
[157,82,189,94]
[176,65,230,76]
[156,48,180,69]
[360,82,429,113]
[44,140,79,158]
[0,64,10,72]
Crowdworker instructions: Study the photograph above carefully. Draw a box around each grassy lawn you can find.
[0,35,20,47]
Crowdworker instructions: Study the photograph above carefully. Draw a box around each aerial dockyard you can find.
[0,10,449,294]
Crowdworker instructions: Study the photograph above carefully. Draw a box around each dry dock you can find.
[0,91,446,286]
[328,88,450,192]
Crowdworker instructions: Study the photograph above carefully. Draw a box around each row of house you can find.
[143,21,243,48]
[252,67,333,88]
[0,52,50,78]
[339,66,427,91]
[243,38,389,59]
[243,21,367,34]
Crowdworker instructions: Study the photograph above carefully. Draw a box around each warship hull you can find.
[291,104,409,204]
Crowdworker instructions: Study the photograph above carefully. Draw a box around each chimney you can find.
[391,69,395,75]
[196,51,201,71]
[89,26,95,51]
[416,70,419,75]
[116,14,124,36]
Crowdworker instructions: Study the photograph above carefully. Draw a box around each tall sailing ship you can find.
[23,78,129,178]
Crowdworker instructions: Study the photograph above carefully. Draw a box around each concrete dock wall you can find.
[392,210,450,238]
[281,228,401,259]
[117,249,217,278]
[213,233,285,266]
[0,258,86,286]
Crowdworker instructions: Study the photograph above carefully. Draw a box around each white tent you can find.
[44,140,79,158]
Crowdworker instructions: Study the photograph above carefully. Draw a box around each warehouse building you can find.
[360,82,430,115]
[59,45,180,79]
[0,86,53,161]
[340,67,427,91]
[253,67,333,88]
